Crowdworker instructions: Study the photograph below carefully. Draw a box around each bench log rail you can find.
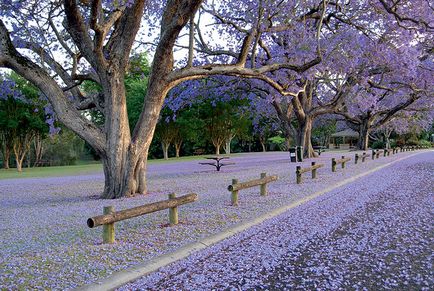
[228,173,278,206]
[332,156,351,172]
[296,162,324,184]
[87,193,198,243]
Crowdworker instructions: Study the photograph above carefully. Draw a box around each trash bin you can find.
[289,147,297,162]
[296,146,303,162]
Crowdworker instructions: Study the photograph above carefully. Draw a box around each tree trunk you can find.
[100,72,138,199]
[162,142,170,160]
[16,158,22,172]
[223,138,232,154]
[33,133,44,167]
[174,141,182,158]
[259,137,266,152]
[296,117,316,158]
[3,146,10,169]
[358,121,370,150]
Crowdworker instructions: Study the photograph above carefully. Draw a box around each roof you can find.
[331,129,359,138]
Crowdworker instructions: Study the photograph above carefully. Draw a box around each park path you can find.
[120,151,433,290]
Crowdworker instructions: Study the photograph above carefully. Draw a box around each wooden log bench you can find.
[332,156,351,172]
[227,173,278,206]
[355,152,370,164]
[87,193,198,243]
[296,162,324,184]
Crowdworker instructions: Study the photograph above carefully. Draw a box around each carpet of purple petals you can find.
[0,150,430,289]
[120,151,434,290]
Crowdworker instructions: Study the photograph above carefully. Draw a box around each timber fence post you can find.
[341,156,346,169]
[296,166,302,184]
[311,162,317,179]
[168,193,179,225]
[231,179,239,206]
[332,158,337,172]
[260,173,267,196]
[355,154,359,164]
[103,206,115,244]
[372,150,375,160]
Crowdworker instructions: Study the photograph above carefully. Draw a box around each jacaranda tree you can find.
[0,0,333,198]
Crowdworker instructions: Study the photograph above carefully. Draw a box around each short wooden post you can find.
[231,179,239,206]
[372,150,376,160]
[362,152,366,163]
[103,206,115,244]
[168,193,179,225]
[332,158,336,172]
[384,150,387,157]
[341,156,346,169]
[260,173,267,196]
[311,162,317,179]
[355,154,359,164]
[296,166,302,184]
[376,151,380,159]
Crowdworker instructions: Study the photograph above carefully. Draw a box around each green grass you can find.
[0,153,243,180]
[0,163,103,180]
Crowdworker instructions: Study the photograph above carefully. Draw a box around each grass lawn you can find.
[0,153,241,180]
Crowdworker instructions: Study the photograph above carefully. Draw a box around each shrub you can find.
[418,140,431,147]
[371,140,385,149]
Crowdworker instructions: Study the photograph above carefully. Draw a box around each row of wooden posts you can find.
[88,145,429,243]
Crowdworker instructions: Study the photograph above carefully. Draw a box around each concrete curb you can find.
[77,152,422,291]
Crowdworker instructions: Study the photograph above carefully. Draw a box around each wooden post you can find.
[296,166,302,184]
[231,179,239,206]
[311,162,317,179]
[362,152,366,163]
[384,150,387,157]
[332,158,336,172]
[355,154,359,164]
[260,173,267,196]
[341,156,346,169]
[372,150,375,160]
[168,193,179,225]
[103,206,115,244]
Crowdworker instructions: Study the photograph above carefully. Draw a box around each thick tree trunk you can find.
[296,117,316,158]
[358,121,370,150]
[100,71,138,199]
[162,142,170,160]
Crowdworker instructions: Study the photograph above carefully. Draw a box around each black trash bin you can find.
[289,147,297,162]
[296,146,303,162]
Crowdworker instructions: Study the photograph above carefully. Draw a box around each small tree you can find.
[0,74,48,171]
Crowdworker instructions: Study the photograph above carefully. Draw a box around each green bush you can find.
[418,140,431,147]
[43,129,85,166]
[406,138,419,146]
[268,136,287,151]
[371,140,385,149]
